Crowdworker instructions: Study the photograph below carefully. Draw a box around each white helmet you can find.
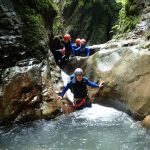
[74,68,83,76]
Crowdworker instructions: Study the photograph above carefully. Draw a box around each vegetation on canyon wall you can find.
[52,0,121,44]
[11,0,140,49]
[12,0,58,58]
[114,0,140,34]
[53,0,140,43]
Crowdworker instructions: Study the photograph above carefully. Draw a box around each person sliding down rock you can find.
[58,68,104,110]
[63,33,73,59]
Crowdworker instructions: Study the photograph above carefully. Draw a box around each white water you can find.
[0,104,150,150]
[61,71,74,102]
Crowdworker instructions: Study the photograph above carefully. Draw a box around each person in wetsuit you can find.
[80,39,91,56]
[58,68,104,110]
[72,38,81,56]
[55,34,74,67]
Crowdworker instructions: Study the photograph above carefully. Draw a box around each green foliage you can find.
[29,0,56,13]
[115,0,139,34]
[77,0,103,10]
[122,16,139,32]
[77,0,84,8]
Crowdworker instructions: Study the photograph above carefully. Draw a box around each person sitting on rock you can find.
[72,38,82,56]
[58,68,104,110]
[80,39,91,56]
[56,34,74,67]
[63,33,73,59]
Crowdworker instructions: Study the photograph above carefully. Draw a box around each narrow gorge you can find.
[0,0,150,149]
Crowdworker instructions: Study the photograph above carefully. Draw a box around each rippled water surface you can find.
[0,104,150,150]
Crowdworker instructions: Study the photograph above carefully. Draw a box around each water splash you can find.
[74,104,124,121]
[61,71,74,102]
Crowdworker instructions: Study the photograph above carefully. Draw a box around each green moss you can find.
[12,0,58,58]
[122,16,139,32]
[23,8,48,52]
[52,15,64,35]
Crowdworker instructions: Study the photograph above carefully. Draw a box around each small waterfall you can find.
[61,70,74,102]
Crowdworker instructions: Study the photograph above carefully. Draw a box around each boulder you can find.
[0,55,63,123]
[142,115,150,128]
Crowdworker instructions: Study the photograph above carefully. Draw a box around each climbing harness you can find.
[73,98,86,109]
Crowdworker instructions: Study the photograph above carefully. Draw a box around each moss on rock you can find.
[12,0,58,59]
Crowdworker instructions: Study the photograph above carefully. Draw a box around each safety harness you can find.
[73,98,86,109]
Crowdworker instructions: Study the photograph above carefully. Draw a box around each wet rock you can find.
[0,5,26,70]
[0,55,63,123]
[42,98,61,119]
[142,115,150,128]
[0,2,63,123]
[1,67,42,121]
[14,108,41,123]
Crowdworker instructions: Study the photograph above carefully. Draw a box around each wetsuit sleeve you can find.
[71,44,76,55]
[85,47,90,56]
[71,44,81,55]
[74,45,81,51]
[70,42,76,55]
[60,81,72,97]
[84,77,99,88]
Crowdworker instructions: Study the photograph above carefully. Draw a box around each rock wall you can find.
[0,4,26,70]
[115,0,142,33]
[0,1,64,123]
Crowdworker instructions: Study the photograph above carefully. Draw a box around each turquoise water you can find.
[0,104,150,150]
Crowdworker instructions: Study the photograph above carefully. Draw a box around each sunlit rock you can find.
[142,115,150,128]
[42,100,61,119]
[1,66,42,122]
